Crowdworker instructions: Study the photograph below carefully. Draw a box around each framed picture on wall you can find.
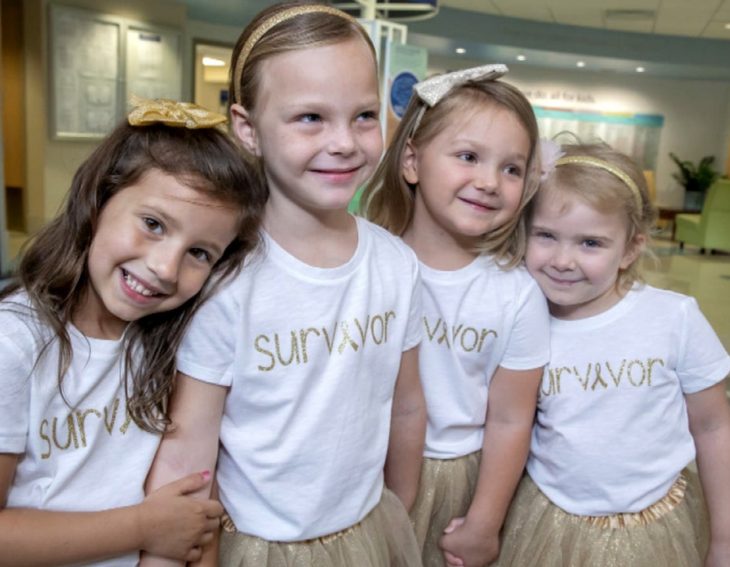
[48,4,182,140]
[49,4,121,140]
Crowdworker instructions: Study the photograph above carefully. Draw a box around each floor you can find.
[643,234,730,396]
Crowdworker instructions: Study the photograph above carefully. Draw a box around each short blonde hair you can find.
[362,79,540,267]
[533,143,656,289]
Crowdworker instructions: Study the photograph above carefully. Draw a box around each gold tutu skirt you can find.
[410,451,481,567]
[219,488,421,566]
[495,470,709,567]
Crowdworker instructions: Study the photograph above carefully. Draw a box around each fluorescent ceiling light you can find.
[576,61,586,68]
[455,47,466,54]
[517,54,526,61]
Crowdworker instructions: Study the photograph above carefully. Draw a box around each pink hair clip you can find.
[539,138,565,181]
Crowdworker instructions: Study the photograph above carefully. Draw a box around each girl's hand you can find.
[439,516,500,567]
[137,471,222,562]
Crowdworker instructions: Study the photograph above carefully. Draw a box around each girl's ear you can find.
[401,140,420,185]
[230,104,260,156]
[620,232,646,269]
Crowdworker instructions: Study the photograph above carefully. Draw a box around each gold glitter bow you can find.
[127,95,227,130]
[414,63,509,107]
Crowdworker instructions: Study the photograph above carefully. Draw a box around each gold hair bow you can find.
[414,63,509,107]
[127,96,227,130]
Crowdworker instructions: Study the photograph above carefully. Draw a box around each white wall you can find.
[510,66,730,207]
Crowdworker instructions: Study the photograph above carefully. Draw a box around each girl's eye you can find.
[505,164,524,177]
[143,217,163,234]
[457,152,477,163]
[357,110,378,122]
[532,230,554,240]
[583,239,601,248]
[189,248,212,264]
[299,113,321,124]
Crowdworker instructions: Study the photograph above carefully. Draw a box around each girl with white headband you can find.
[142,2,425,566]
[497,142,730,567]
[362,65,550,567]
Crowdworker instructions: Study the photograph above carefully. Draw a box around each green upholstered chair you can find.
[675,178,730,253]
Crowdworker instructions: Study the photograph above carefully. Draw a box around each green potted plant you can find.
[669,152,719,211]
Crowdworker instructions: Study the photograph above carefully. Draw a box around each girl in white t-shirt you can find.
[0,100,266,566]
[142,3,425,567]
[497,142,730,567]
[362,66,550,567]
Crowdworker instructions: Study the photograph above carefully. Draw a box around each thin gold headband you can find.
[232,5,358,105]
[555,155,643,210]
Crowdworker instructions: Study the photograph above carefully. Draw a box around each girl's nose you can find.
[327,123,356,156]
[147,244,182,285]
[474,165,499,193]
[550,245,576,271]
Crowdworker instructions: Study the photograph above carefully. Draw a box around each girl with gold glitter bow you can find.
[142,2,425,566]
[362,65,549,567]
[495,142,730,567]
[0,99,266,566]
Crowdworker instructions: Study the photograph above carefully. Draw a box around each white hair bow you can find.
[414,63,509,107]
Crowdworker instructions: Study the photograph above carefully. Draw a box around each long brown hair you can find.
[362,79,540,267]
[1,121,266,431]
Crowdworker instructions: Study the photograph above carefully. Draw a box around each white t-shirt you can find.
[0,292,160,567]
[176,217,422,542]
[419,256,550,459]
[528,285,730,515]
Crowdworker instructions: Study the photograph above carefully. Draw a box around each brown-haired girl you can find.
[0,99,266,566]
[497,142,730,566]
[143,2,425,566]
[361,66,550,567]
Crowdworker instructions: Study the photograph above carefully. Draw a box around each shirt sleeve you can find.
[402,250,423,352]
[0,318,35,454]
[677,296,730,394]
[176,281,240,387]
[500,275,551,371]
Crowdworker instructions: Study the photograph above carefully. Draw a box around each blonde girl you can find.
[497,142,730,567]
[362,65,550,567]
[142,2,425,566]
[0,100,266,566]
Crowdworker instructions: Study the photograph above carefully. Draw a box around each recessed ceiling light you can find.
[636,66,645,73]
[576,61,586,68]
[202,56,225,67]
[517,54,526,61]
[455,47,466,54]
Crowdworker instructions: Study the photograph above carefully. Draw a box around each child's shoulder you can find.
[632,283,697,310]
[356,216,419,264]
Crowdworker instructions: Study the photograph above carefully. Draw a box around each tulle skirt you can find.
[219,488,421,567]
[495,470,709,567]
[410,451,481,567]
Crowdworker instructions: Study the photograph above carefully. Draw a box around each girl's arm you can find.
[141,372,227,567]
[384,346,426,512]
[440,365,542,567]
[686,379,730,567]
[0,453,221,567]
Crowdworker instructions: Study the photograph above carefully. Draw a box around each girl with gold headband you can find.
[143,2,425,566]
[496,142,730,567]
[0,98,266,566]
[362,64,550,567]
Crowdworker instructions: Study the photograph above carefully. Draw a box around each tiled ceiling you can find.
[440,0,730,40]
